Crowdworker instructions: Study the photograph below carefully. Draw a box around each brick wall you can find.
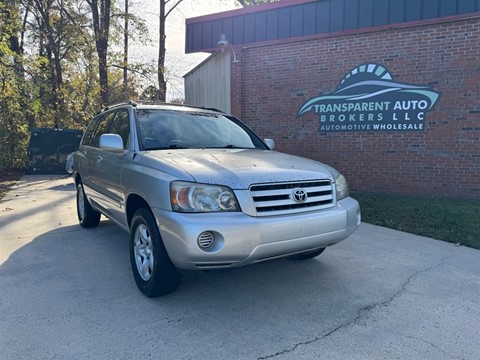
[231,16,480,199]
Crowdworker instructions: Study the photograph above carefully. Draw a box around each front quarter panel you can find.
[122,152,194,212]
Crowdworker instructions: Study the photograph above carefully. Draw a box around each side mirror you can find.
[264,138,275,150]
[100,134,124,153]
[65,152,75,174]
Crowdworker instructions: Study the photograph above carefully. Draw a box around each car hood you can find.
[147,149,336,190]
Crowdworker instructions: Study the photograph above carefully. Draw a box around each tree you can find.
[87,0,111,105]
[29,0,78,126]
[141,85,158,101]
[1,0,192,169]
[111,0,150,100]
[123,0,128,96]
[1,0,105,168]
[22,0,98,126]
[157,0,183,102]
[0,0,30,167]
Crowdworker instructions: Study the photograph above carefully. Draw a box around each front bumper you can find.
[153,197,360,270]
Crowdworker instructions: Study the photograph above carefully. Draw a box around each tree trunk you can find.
[46,42,60,126]
[157,0,184,102]
[157,0,166,102]
[42,3,59,126]
[98,38,109,105]
[123,0,128,98]
[89,0,111,106]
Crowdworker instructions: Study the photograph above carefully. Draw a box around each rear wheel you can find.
[76,183,101,228]
[129,208,182,297]
[291,247,326,260]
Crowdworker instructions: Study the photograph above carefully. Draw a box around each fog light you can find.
[198,231,215,249]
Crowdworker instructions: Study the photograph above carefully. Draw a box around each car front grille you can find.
[250,180,335,216]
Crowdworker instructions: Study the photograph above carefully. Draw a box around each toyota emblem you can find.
[291,188,308,203]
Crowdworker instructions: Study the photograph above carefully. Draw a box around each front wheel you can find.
[291,247,326,260]
[129,208,182,297]
[76,183,101,228]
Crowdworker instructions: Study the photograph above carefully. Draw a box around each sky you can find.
[129,0,241,100]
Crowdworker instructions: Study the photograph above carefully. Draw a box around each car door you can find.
[95,109,130,225]
[83,112,114,211]
[77,116,101,199]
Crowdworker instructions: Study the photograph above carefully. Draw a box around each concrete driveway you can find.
[1,176,479,360]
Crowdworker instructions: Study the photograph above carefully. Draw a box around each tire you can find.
[76,183,101,228]
[291,247,326,260]
[129,208,182,297]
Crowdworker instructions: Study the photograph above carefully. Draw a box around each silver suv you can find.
[71,102,361,297]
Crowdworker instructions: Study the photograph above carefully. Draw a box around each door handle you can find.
[96,156,103,163]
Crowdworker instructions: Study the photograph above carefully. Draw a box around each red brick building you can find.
[184,0,480,199]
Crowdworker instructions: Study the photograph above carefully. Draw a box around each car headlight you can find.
[335,174,349,200]
[170,181,240,213]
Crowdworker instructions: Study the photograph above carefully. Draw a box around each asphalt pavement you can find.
[1,176,479,360]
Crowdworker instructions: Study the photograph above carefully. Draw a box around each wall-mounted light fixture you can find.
[217,33,239,63]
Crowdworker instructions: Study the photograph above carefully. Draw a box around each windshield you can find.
[136,109,268,150]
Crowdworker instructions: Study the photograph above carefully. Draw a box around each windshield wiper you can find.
[222,145,258,149]
[168,144,186,149]
[144,144,187,150]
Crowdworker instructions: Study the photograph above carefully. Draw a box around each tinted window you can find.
[110,110,130,149]
[91,112,114,147]
[82,117,100,146]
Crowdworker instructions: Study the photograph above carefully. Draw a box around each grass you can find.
[352,191,480,250]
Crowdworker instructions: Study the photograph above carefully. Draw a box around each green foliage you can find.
[139,85,157,101]
[352,192,480,250]
[0,89,30,168]
[0,3,28,168]
[0,0,153,168]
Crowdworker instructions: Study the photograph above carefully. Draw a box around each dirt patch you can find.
[0,168,25,200]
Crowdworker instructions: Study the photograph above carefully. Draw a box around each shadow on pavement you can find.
[47,182,76,192]
[0,219,361,359]
[2,177,480,359]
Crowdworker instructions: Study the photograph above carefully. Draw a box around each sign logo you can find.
[291,188,308,203]
[296,63,440,132]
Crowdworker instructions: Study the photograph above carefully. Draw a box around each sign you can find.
[296,63,440,132]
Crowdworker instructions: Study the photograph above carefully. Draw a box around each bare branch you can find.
[165,0,184,19]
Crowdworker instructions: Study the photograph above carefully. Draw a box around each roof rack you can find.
[95,100,226,115]
[96,101,138,115]
[134,101,226,114]
[199,106,225,113]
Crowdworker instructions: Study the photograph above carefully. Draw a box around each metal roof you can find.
[185,0,480,53]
